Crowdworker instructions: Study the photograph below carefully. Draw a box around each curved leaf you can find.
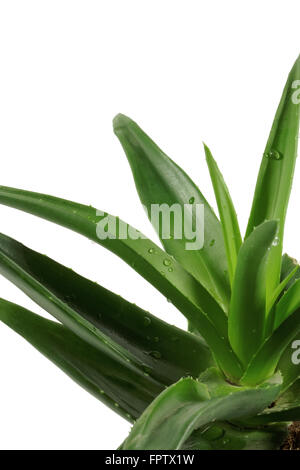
[266,265,299,316]
[204,143,242,285]
[229,220,278,367]
[0,232,214,385]
[0,298,163,422]
[278,334,300,392]
[243,380,300,425]
[241,309,300,386]
[281,254,300,288]
[113,114,230,309]
[122,369,282,450]
[0,188,242,380]
[246,55,300,302]
[183,422,287,450]
[275,278,300,329]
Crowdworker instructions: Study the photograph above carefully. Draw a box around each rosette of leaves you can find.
[0,56,300,450]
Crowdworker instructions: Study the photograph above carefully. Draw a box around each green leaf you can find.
[278,334,300,392]
[204,144,242,285]
[113,114,230,309]
[183,422,288,450]
[0,188,242,380]
[274,279,300,329]
[265,265,299,337]
[0,232,214,385]
[243,379,300,425]
[246,55,300,303]
[241,308,300,386]
[229,220,278,367]
[281,254,300,288]
[266,265,299,317]
[0,298,163,422]
[122,369,282,450]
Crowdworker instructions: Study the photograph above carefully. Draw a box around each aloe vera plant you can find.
[1,57,300,450]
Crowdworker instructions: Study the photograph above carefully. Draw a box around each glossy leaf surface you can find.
[0,232,214,385]
[113,114,230,308]
[204,143,242,284]
[229,221,278,367]
[0,298,163,422]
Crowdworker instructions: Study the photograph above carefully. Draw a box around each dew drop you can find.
[142,365,151,375]
[168,267,173,272]
[149,350,162,359]
[143,316,151,326]
[163,259,171,267]
[264,149,282,160]
[114,402,120,408]
[148,248,155,254]
[189,196,195,204]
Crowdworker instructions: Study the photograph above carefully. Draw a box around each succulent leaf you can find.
[246,55,300,305]
[0,232,214,385]
[0,298,163,422]
[204,143,242,285]
[229,220,278,367]
[113,114,230,309]
[122,369,282,450]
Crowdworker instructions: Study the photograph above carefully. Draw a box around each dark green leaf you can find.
[0,232,214,385]
[0,298,163,422]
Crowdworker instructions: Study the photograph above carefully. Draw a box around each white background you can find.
[0,0,300,450]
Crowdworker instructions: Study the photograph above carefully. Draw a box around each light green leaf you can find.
[204,143,242,285]
[266,265,299,318]
[274,278,300,329]
[122,369,282,450]
[0,298,163,422]
[246,55,300,303]
[113,114,230,309]
[229,220,278,367]
[241,308,300,386]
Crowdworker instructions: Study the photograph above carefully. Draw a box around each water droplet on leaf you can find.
[149,350,162,359]
[264,149,282,160]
